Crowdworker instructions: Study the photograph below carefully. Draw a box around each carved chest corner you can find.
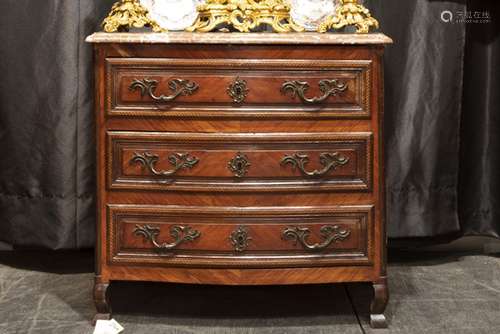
[87,32,393,328]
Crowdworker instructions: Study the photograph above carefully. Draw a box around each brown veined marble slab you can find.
[86,32,392,45]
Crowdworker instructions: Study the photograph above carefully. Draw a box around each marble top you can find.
[86,32,392,45]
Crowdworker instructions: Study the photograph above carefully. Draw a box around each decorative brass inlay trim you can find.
[318,0,379,34]
[130,78,199,102]
[131,152,199,176]
[230,225,252,252]
[227,77,249,103]
[282,225,351,251]
[102,0,163,33]
[281,79,348,104]
[228,152,251,178]
[134,224,201,250]
[281,152,349,177]
[187,0,304,33]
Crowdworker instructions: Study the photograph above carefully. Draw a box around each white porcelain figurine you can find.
[290,0,337,31]
[140,0,204,31]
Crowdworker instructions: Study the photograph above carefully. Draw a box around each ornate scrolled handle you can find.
[281,152,349,177]
[281,79,347,104]
[282,225,351,251]
[131,152,199,176]
[129,78,199,102]
[133,224,201,250]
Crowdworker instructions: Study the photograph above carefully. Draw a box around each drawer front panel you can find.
[108,205,374,268]
[106,58,372,119]
[107,132,373,192]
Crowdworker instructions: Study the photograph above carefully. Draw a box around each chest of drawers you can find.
[87,32,392,328]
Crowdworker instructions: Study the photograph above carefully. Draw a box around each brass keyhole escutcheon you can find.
[228,152,251,178]
[227,77,249,103]
[230,225,252,252]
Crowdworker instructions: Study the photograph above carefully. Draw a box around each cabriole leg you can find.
[370,277,389,328]
[93,277,111,325]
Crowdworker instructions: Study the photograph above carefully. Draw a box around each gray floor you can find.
[0,250,499,334]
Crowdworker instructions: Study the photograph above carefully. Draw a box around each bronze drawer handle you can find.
[281,79,347,104]
[281,152,349,177]
[131,152,199,176]
[282,225,351,251]
[129,78,199,102]
[134,224,201,250]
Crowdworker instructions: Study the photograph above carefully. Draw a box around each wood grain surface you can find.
[91,40,389,327]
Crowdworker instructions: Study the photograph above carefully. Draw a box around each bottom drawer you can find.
[107,205,374,268]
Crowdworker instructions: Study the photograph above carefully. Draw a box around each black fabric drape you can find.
[367,0,500,238]
[368,0,467,238]
[0,0,114,249]
[459,0,500,238]
[0,0,498,249]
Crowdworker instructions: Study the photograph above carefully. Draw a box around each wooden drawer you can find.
[106,58,372,119]
[107,131,373,192]
[108,205,374,268]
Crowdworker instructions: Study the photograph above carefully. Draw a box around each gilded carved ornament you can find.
[102,0,164,32]
[318,0,379,34]
[102,0,379,34]
[186,0,304,33]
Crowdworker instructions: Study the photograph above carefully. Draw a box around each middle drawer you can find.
[107,131,373,192]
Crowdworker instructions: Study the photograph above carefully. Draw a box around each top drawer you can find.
[105,58,373,119]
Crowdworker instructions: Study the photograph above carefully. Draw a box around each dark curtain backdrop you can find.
[0,0,115,249]
[0,0,498,249]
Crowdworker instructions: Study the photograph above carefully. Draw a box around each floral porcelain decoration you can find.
[290,0,337,31]
[140,0,204,31]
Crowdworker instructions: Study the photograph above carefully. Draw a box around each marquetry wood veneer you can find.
[88,32,392,329]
